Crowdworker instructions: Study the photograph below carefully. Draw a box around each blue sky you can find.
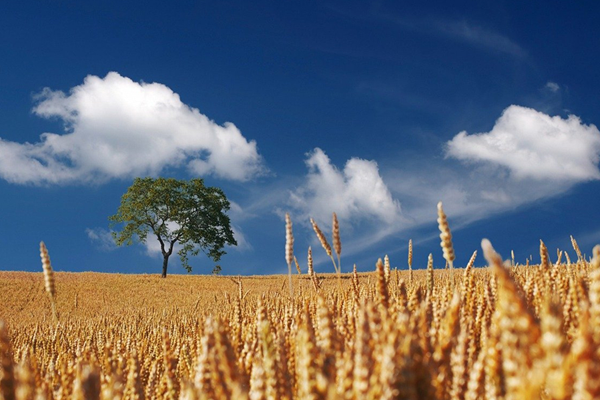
[1,1,600,275]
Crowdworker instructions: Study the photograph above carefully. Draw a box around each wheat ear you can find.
[540,240,550,270]
[307,246,314,276]
[427,253,434,295]
[591,245,600,270]
[383,255,391,284]
[310,218,338,274]
[376,258,389,309]
[332,212,341,271]
[294,256,301,275]
[40,241,58,322]
[352,264,360,300]
[570,235,583,262]
[437,202,455,270]
[408,239,413,283]
[332,212,343,290]
[307,247,319,292]
[0,320,15,400]
[285,213,294,297]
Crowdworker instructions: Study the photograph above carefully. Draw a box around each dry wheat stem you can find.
[307,247,314,276]
[408,239,413,283]
[0,320,15,400]
[285,213,294,297]
[294,256,301,275]
[570,235,583,262]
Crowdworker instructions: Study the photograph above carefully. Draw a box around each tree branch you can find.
[157,234,166,255]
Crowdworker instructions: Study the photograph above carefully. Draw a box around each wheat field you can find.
[1,238,600,399]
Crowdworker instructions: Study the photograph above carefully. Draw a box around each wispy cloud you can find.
[382,106,600,238]
[329,6,528,59]
[545,82,560,93]
[230,226,253,252]
[288,106,600,266]
[0,72,266,185]
[86,228,117,251]
[429,19,526,58]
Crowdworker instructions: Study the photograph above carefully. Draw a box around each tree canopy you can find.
[109,177,237,277]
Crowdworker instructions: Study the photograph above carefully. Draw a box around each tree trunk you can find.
[162,254,170,278]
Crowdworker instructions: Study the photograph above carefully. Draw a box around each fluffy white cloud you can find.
[0,72,265,185]
[289,148,401,225]
[446,105,600,182]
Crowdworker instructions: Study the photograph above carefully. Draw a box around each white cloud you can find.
[142,220,182,258]
[231,226,252,252]
[371,12,527,59]
[144,237,166,258]
[141,219,251,258]
[86,228,117,251]
[279,107,600,267]
[0,72,266,185]
[545,82,560,93]
[289,148,402,225]
[433,19,526,58]
[446,105,600,182]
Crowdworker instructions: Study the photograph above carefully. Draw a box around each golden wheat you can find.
[39,241,57,323]
[0,208,598,399]
[285,213,294,297]
[437,202,455,270]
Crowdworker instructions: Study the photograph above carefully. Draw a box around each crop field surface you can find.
[1,242,600,399]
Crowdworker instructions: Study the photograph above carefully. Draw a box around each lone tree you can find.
[110,177,237,278]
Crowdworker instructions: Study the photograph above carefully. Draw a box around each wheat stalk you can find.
[482,238,543,398]
[383,255,391,284]
[332,212,343,290]
[310,218,338,275]
[427,253,434,295]
[465,250,477,274]
[437,202,455,270]
[540,240,550,270]
[294,256,301,275]
[0,320,15,400]
[40,241,58,322]
[332,212,342,271]
[376,258,389,310]
[570,235,583,263]
[285,213,294,297]
[352,264,360,301]
[6,203,600,399]
[591,245,600,270]
[408,239,413,283]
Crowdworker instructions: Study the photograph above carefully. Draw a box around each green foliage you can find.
[109,177,237,274]
[212,265,222,275]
